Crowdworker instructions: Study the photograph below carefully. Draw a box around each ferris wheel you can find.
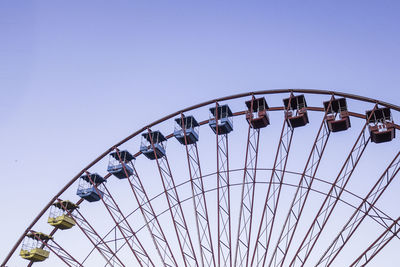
[2,89,400,267]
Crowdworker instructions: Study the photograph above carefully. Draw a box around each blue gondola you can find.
[209,104,233,134]
[140,131,167,160]
[107,150,135,179]
[174,115,200,145]
[76,173,105,202]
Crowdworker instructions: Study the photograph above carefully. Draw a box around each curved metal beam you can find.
[4,89,400,266]
[94,168,398,265]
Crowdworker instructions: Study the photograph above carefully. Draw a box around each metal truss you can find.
[112,148,178,267]
[58,199,125,267]
[87,173,154,267]
[180,114,216,267]
[214,103,232,267]
[234,122,261,266]
[147,128,199,267]
[92,166,399,267]
[267,98,333,267]
[5,89,400,267]
[29,230,82,267]
[252,109,295,267]
[288,105,378,267]
[317,150,400,266]
[350,216,400,267]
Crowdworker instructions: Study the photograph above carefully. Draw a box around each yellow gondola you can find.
[19,232,52,262]
[20,248,50,262]
[48,214,76,229]
[47,200,78,230]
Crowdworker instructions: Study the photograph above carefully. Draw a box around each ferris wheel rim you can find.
[3,88,400,266]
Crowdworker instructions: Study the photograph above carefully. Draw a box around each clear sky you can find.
[1,0,400,265]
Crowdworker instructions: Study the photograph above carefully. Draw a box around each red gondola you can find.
[283,94,309,128]
[324,98,351,132]
[367,107,396,143]
[245,97,270,129]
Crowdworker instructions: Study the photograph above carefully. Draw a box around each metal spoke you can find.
[316,150,400,266]
[86,172,154,267]
[234,120,260,267]
[57,199,125,267]
[112,148,178,267]
[288,105,378,267]
[350,216,400,267]
[251,105,294,267]
[214,102,233,267]
[267,97,334,267]
[147,128,199,267]
[180,113,216,267]
[29,231,82,267]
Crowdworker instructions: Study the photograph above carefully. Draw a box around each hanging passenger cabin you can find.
[283,94,309,128]
[20,232,52,262]
[209,104,233,134]
[76,173,106,202]
[47,200,78,230]
[324,98,351,132]
[107,150,135,179]
[174,115,200,145]
[367,107,396,143]
[140,130,167,160]
[245,97,270,129]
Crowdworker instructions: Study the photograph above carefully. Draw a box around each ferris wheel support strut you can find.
[317,150,400,266]
[147,128,199,267]
[112,148,178,267]
[234,96,262,267]
[86,172,154,267]
[28,230,82,267]
[350,216,400,267]
[180,113,217,267]
[214,101,233,267]
[288,105,378,267]
[250,93,295,267]
[350,217,400,267]
[56,198,126,267]
[267,96,334,267]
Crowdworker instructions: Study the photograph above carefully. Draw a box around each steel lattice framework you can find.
[252,101,294,267]
[179,113,216,267]
[214,102,233,267]
[3,89,400,267]
[234,104,261,266]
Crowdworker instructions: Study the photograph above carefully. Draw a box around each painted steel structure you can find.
[2,89,400,267]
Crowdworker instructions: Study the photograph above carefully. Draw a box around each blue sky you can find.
[1,1,400,265]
